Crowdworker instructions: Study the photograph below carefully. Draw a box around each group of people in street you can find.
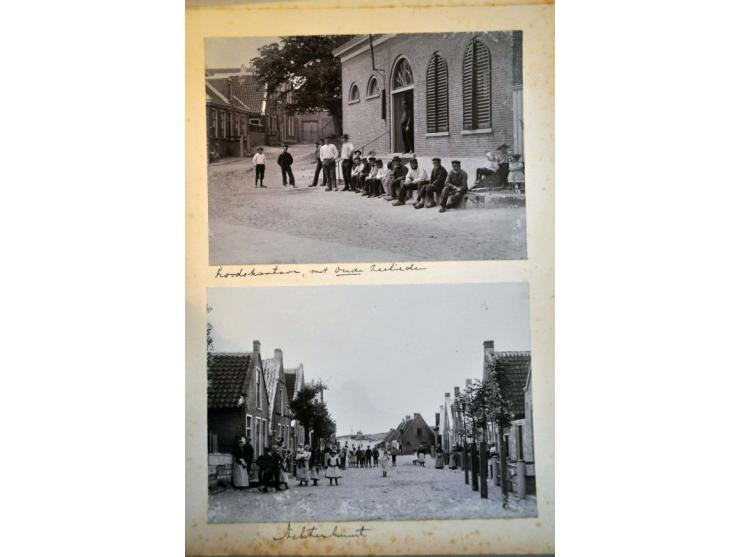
[249,135,525,210]
[230,436,404,492]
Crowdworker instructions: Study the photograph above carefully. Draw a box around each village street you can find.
[208,455,537,522]
[208,144,527,265]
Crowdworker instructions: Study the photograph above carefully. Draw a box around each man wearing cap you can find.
[339,134,354,191]
[414,157,448,209]
[384,156,408,200]
[393,158,428,206]
[319,137,339,191]
[439,160,469,212]
[495,144,510,188]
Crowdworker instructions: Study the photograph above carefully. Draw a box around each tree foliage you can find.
[289,382,336,449]
[251,35,351,133]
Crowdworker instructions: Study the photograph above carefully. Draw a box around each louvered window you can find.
[462,38,492,130]
[426,53,449,133]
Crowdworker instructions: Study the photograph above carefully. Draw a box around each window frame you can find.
[366,76,380,100]
[348,82,361,105]
[462,36,492,132]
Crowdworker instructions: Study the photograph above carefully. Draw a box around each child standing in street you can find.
[379,449,390,477]
[252,147,266,188]
[277,144,295,188]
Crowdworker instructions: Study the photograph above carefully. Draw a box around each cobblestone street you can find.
[208,455,537,522]
[208,145,527,265]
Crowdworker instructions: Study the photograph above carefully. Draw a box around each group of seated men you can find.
[339,151,469,213]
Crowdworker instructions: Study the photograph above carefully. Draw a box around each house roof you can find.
[284,364,304,401]
[207,353,252,409]
[205,75,266,114]
[489,351,531,419]
[262,358,281,418]
[284,373,296,400]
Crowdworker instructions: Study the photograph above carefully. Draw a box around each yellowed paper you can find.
[186,1,553,554]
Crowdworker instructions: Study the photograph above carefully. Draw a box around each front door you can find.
[392,89,414,153]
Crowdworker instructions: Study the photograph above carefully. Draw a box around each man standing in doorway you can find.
[319,137,339,191]
[339,134,354,191]
[400,100,413,154]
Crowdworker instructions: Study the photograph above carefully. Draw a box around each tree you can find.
[484,356,515,508]
[251,35,351,136]
[289,383,336,451]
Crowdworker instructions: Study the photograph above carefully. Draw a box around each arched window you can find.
[348,83,360,104]
[392,58,414,90]
[462,37,492,130]
[426,53,449,133]
[367,76,380,99]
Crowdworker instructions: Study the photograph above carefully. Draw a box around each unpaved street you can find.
[208,455,537,522]
[208,144,527,265]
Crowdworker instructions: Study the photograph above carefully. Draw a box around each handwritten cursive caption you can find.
[214,262,427,280]
[273,522,371,541]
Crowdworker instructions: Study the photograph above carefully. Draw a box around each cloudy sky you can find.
[208,282,530,436]
[205,36,280,69]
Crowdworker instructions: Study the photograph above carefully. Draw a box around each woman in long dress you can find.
[231,436,250,489]
[325,449,342,486]
[295,445,310,486]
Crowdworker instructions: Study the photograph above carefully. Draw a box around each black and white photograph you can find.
[206,32,527,265]
[206,282,538,523]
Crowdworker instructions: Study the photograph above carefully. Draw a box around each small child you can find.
[508,154,525,192]
[475,150,498,184]
[277,144,295,188]
[252,147,266,188]
[379,449,390,477]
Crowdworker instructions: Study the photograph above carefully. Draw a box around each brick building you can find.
[262,348,292,451]
[284,363,307,451]
[384,413,437,455]
[481,341,536,496]
[332,32,524,175]
[207,340,271,462]
[206,65,267,159]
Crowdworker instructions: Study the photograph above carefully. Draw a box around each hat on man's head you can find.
[496,144,510,151]
[409,158,418,164]
[392,156,401,162]
[342,134,349,140]
[368,157,376,161]
[512,154,522,159]
[375,159,383,165]
[367,150,376,157]
[432,157,441,163]
[451,160,461,165]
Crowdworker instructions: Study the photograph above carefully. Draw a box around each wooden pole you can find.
[471,442,479,491]
[480,440,488,498]
[497,427,509,508]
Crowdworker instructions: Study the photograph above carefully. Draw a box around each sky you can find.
[208,282,530,436]
[205,37,281,69]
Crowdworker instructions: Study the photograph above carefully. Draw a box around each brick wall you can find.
[339,32,518,158]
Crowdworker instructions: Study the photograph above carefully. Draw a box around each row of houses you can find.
[437,340,536,497]
[205,65,337,159]
[207,340,313,463]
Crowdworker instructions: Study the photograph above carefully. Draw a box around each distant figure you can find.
[365,447,373,468]
[231,436,251,489]
[255,447,276,492]
[252,147,266,188]
[339,134,354,191]
[435,446,445,469]
[416,448,426,467]
[271,446,286,490]
[508,154,525,192]
[309,450,321,486]
[373,447,380,467]
[400,100,414,153]
[475,150,499,185]
[295,445,310,486]
[379,449,391,477]
[325,449,342,485]
[393,158,428,206]
[277,143,295,188]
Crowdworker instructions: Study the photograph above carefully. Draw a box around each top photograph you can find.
[205,32,527,265]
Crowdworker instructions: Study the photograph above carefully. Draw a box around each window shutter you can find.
[437,57,449,133]
[475,40,491,128]
[462,43,475,130]
[426,56,438,133]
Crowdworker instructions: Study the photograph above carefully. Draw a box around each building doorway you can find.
[391,57,414,153]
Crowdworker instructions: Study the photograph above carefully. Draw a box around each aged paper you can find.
[186,1,553,554]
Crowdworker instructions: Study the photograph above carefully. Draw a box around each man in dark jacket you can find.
[365,447,373,468]
[415,158,448,209]
[277,144,295,188]
[255,447,274,492]
[439,160,469,213]
[384,157,408,200]
[244,436,255,476]
[372,447,380,467]
[271,446,285,490]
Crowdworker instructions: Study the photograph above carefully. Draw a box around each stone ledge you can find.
[463,190,526,209]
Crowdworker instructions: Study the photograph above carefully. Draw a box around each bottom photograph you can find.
[206,282,538,523]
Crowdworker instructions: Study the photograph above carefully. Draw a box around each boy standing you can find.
[252,147,266,188]
[277,144,295,188]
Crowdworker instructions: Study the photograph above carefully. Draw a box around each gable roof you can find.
[205,74,266,114]
[262,358,281,419]
[489,351,531,419]
[207,353,252,409]
[284,363,304,401]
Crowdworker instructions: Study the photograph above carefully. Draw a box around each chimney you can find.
[274,348,283,364]
[405,415,411,421]
[484,340,495,355]
[465,378,472,387]
[253,340,261,354]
